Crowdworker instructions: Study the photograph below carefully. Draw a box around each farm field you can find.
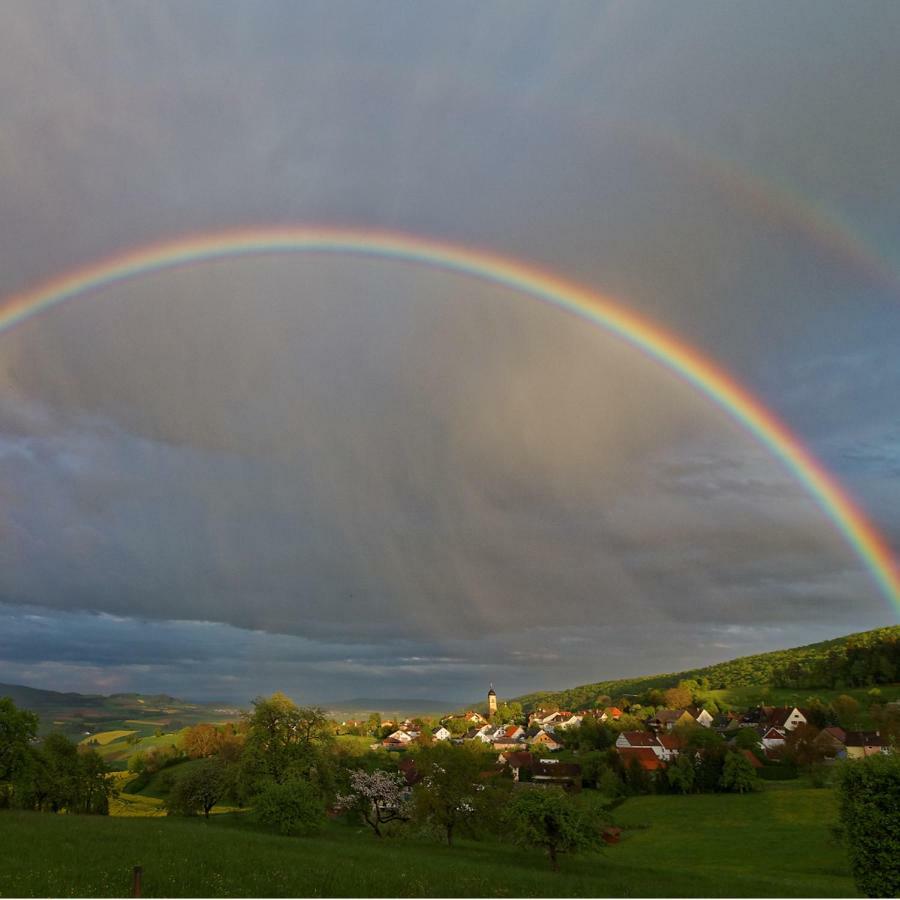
[0,784,857,898]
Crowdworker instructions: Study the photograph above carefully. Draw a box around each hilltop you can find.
[509,624,900,712]
[0,682,241,739]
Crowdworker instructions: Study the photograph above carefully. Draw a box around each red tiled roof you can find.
[741,749,763,769]
[620,731,661,747]
[501,751,534,769]
[657,734,685,750]
[618,747,664,771]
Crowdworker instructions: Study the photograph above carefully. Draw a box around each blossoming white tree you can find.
[335,769,411,837]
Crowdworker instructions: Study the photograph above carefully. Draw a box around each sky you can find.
[0,0,898,705]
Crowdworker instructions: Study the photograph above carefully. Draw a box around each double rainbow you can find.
[1,226,897,612]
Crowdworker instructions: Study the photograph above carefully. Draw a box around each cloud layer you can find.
[0,1,897,701]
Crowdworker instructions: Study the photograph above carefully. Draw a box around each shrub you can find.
[836,755,900,897]
[253,779,325,836]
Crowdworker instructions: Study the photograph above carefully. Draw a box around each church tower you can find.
[487,683,497,717]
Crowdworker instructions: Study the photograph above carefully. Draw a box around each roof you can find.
[844,731,882,748]
[500,751,534,769]
[534,761,582,779]
[822,726,847,742]
[618,747,664,771]
[504,725,521,737]
[653,709,689,723]
[620,731,661,747]
[741,749,764,769]
[767,707,806,727]
[657,733,685,750]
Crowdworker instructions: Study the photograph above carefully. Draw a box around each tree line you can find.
[0,698,114,814]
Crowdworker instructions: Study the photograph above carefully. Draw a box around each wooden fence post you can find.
[132,865,143,898]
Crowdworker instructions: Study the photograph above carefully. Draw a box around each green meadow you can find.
[0,784,857,898]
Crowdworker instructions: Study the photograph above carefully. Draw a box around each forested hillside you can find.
[513,625,900,712]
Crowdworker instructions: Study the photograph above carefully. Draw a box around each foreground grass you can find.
[0,785,857,898]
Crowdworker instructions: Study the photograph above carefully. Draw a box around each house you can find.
[760,726,786,753]
[685,706,715,728]
[431,725,451,741]
[382,729,419,749]
[603,706,623,720]
[656,733,685,762]
[555,714,584,730]
[532,759,582,792]
[647,709,695,732]
[814,726,847,758]
[530,729,564,751]
[490,724,526,750]
[498,750,535,782]
[618,746,664,772]
[442,710,488,729]
[765,707,807,732]
[616,731,667,761]
[844,731,884,759]
[528,709,574,727]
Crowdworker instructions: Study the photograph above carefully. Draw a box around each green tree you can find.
[252,779,325,835]
[0,697,38,782]
[165,759,229,818]
[663,684,693,709]
[239,693,333,797]
[666,753,696,794]
[832,694,861,728]
[504,789,597,871]
[783,723,826,770]
[733,727,763,754]
[494,702,524,724]
[836,754,900,897]
[365,712,382,736]
[412,743,488,847]
[720,751,757,794]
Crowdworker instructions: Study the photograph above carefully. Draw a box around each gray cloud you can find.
[0,1,896,698]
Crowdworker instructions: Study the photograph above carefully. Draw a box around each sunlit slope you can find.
[513,625,899,712]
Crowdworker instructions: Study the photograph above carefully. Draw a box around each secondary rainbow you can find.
[1,225,897,612]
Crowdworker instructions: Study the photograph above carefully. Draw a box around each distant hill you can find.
[0,682,241,738]
[510,624,900,713]
[324,697,460,717]
[0,682,106,711]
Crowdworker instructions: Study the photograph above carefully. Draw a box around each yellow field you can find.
[80,729,137,746]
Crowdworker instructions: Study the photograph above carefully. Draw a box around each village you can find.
[337,684,896,792]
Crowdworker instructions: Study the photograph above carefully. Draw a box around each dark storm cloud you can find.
[0,1,897,697]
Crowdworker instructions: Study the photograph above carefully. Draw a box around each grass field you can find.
[79,730,138,747]
[0,784,858,898]
[84,729,189,770]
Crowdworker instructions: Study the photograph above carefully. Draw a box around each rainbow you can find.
[1,226,897,612]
